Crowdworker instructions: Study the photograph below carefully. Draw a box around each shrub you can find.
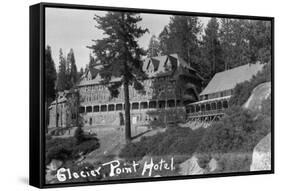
[46,131,100,165]
[214,152,253,173]
[46,137,77,164]
[119,126,206,161]
[72,139,100,158]
[74,127,85,144]
[229,63,271,106]
[196,105,271,170]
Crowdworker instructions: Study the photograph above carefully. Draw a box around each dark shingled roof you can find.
[200,62,264,96]
[78,54,203,86]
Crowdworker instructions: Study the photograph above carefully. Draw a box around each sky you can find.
[46,8,209,70]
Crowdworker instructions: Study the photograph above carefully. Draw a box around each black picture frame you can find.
[30,2,274,188]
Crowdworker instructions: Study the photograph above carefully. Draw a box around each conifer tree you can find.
[56,49,68,91]
[67,48,78,87]
[158,16,202,71]
[45,45,57,102]
[147,35,160,57]
[201,18,224,82]
[88,12,148,142]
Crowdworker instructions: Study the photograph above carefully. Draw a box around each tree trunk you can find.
[55,93,58,128]
[123,80,131,143]
[76,90,80,127]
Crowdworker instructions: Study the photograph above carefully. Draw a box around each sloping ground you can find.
[83,125,155,163]
[178,82,272,175]
[244,82,271,110]
[83,126,125,163]
[250,133,271,171]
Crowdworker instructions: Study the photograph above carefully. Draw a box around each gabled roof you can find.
[49,91,69,108]
[200,62,265,96]
[78,54,202,87]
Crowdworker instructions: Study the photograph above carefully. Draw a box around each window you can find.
[158,100,166,108]
[140,102,148,109]
[176,100,182,106]
[196,105,200,112]
[79,107,85,113]
[223,100,228,109]
[167,100,175,107]
[132,102,139,110]
[93,106,100,112]
[217,102,222,110]
[101,105,107,112]
[108,104,115,111]
[149,101,156,108]
[190,105,195,113]
[71,113,76,119]
[204,95,208,100]
[201,104,206,112]
[86,106,92,113]
[116,104,123,111]
[206,104,211,111]
[211,102,216,110]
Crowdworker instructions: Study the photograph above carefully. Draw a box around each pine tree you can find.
[45,45,57,102]
[78,67,84,79]
[220,19,252,69]
[158,26,171,55]
[158,16,202,71]
[201,18,224,82]
[220,18,234,70]
[147,35,160,57]
[247,20,271,63]
[88,53,96,71]
[67,48,78,87]
[88,12,148,142]
[56,49,68,91]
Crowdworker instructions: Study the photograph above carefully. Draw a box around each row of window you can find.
[187,100,229,113]
[200,90,233,101]
[80,100,183,113]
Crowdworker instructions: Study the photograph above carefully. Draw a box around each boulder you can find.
[250,133,271,171]
[208,158,218,172]
[47,159,63,171]
[244,82,271,111]
[179,156,205,175]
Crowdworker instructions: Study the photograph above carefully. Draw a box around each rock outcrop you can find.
[179,156,205,175]
[244,82,271,111]
[208,158,218,172]
[250,133,271,171]
[47,159,63,171]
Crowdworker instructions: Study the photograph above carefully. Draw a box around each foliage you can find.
[247,20,272,63]
[46,137,77,165]
[119,126,206,161]
[201,18,224,84]
[45,45,57,102]
[74,127,85,144]
[56,49,78,91]
[66,48,78,88]
[229,63,271,106]
[196,106,271,169]
[56,49,68,91]
[158,16,202,72]
[46,129,100,165]
[71,139,100,158]
[214,152,253,173]
[147,35,160,57]
[156,17,271,83]
[88,12,148,142]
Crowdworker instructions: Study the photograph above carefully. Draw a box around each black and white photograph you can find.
[32,3,273,187]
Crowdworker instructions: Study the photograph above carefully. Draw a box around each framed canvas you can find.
[29,2,274,188]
